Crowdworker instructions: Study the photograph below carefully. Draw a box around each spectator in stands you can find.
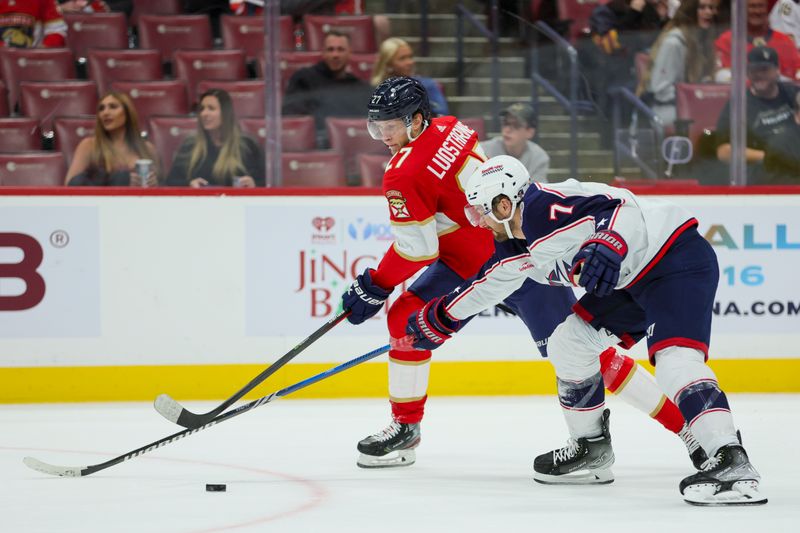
[58,1,132,15]
[0,0,67,48]
[716,46,799,184]
[764,90,800,182]
[282,30,373,147]
[66,92,160,186]
[480,103,550,181]
[770,0,800,50]
[371,37,449,116]
[167,88,265,188]
[640,0,719,126]
[715,0,800,82]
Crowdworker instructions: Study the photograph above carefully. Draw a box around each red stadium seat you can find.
[148,115,198,172]
[326,117,386,178]
[87,49,163,95]
[557,0,601,42]
[0,81,10,117]
[258,51,321,93]
[111,80,189,133]
[460,116,486,141]
[220,15,295,61]
[0,118,41,152]
[0,152,65,186]
[130,0,183,28]
[349,53,376,82]
[0,48,76,111]
[281,151,347,187]
[240,116,316,151]
[19,81,98,134]
[196,80,265,117]
[303,15,376,53]
[173,50,247,102]
[53,116,96,166]
[357,153,391,187]
[675,83,732,146]
[137,15,213,61]
[64,13,128,61]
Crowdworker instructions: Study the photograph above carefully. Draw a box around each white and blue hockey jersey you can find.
[444,179,698,321]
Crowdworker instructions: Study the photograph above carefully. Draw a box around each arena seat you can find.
[460,116,486,141]
[87,49,163,95]
[64,12,128,62]
[111,80,189,133]
[130,0,183,28]
[220,15,295,61]
[357,153,391,187]
[326,117,386,179]
[137,15,213,62]
[196,80,265,117]
[557,0,601,42]
[19,81,98,135]
[0,48,76,111]
[303,15,376,53]
[173,50,247,102]
[240,116,316,152]
[257,51,320,93]
[0,152,65,186]
[53,116,96,166]
[675,83,732,146]
[349,53,376,82]
[0,118,41,152]
[281,151,347,187]
[147,115,198,172]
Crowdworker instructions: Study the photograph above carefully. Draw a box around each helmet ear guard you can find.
[463,155,532,239]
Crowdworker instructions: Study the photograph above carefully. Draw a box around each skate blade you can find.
[683,480,768,506]
[357,449,416,469]
[534,468,614,485]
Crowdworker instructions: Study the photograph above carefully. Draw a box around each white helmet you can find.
[464,155,532,239]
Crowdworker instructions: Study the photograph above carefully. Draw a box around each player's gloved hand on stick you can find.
[570,230,628,297]
[342,268,392,324]
[406,296,459,351]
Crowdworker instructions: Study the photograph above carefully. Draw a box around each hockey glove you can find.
[342,268,393,325]
[570,230,628,297]
[406,297,459,351]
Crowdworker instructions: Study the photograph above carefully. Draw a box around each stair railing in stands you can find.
[609,86,665,180]
[456,0,500,131]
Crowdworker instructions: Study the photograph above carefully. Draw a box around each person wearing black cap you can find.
[715,46,799,184]
[480,103,551,182]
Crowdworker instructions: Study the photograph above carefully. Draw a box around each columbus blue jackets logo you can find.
[385,190,410,219]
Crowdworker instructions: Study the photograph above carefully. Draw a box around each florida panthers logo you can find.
[385,190,410,219]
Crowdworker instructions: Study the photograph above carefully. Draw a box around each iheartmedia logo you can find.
[311,216,336,245]
[0,233,45,311]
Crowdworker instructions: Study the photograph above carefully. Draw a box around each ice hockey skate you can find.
[680,444,767,506]
[533,409,614,485]
[678,424,708,470]
[357,420,421,468]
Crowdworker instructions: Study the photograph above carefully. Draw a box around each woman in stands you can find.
[640,0,719,126]
[66,91,160,186]
[371,37,449,116]
[166,88,265,188]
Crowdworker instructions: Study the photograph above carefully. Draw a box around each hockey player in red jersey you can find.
[0,0,67,48]
[341,77,707,471]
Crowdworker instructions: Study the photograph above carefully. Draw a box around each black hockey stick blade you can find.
[154,309,351,429]
[24,343,390,478]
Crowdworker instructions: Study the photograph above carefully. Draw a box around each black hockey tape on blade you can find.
[206,484,227,492]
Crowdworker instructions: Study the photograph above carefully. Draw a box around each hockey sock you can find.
[558,372,606,439]
[599,348,684,434]
[388,291,431,424]
[655,346,739,456]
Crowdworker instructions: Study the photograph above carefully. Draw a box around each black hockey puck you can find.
[205,484,226,492]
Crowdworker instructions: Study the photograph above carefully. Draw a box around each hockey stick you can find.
[23,343,390,478]
[154,310,351,429]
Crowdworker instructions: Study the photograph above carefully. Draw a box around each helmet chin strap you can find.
[406,119,429,142]
[488,201,521,240]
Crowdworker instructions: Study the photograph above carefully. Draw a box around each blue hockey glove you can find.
[570,230,628,297]
[406,297,459,351]
[342,269,392,325]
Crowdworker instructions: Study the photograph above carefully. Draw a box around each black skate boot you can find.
[678,424,708,470]
[680,444,767,506]
[356,419,420,468]
[533,409,614,485]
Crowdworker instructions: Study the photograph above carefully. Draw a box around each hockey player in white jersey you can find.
[404,155,766,506]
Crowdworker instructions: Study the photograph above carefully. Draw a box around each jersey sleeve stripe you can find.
[391,215,436,227]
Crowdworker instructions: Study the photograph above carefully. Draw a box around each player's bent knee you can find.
[654,346,717,401]
[548,314,604,381]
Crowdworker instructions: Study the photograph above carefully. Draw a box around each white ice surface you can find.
[2,395,797,533]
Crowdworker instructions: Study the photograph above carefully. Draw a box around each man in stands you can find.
[282,30,372,148]
[715,0,800,81]
[716,46,799,184]
[769,0,800,50]
[0,0,66,48]
[481,103,551,183]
